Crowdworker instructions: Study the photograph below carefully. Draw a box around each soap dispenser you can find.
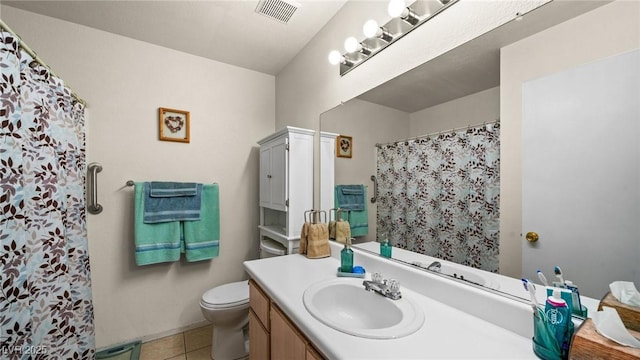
[379,232,392,258]
[340,237,354,273]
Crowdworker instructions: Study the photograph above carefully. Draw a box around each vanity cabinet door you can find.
[270,305,306,360]
[249,280,270,330]
[249,309,269,360]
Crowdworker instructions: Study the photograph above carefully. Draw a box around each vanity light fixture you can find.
[363,20,394,43]
[388,0,420,25]
[328,0,458,76]
[344,36,373,56]
[344,37,360,53]
[328,50,353,66]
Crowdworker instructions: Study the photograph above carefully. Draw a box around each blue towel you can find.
[143,182,202,223]
[149,181,198,197]
[183,184,220,262]
[335,185,369,237]
[134,183,181,265]
[335,184,366,211]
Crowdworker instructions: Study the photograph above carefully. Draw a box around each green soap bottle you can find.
[379,232,392,258]
[340,238,354,273]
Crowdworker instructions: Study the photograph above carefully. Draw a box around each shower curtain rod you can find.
[0,19,87,106]
[375,118,500,147]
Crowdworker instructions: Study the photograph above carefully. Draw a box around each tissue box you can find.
[569,318,640,359]
[599,291,640,332]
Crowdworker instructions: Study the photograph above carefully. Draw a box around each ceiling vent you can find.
[255,0,300,24]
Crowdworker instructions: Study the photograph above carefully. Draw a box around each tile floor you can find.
[140,324,213,360]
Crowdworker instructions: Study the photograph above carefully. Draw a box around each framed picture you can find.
[159,107,190,143]
[336,135,352,158]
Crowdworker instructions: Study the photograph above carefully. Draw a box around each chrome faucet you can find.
[427,261,442,272]
[362,272,402,300]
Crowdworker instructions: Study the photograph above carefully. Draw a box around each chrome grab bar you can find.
[87,162,103,214]
[370,175,378,203]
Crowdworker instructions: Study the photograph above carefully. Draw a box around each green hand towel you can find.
[134,183,181,266]
[183,184,220,262]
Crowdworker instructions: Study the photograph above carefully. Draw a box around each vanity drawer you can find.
[250,279,270,330]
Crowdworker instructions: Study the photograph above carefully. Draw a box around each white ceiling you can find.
[3,0,348,75]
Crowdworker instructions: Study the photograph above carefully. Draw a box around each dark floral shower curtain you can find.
[376,123,500,272]
[0,31,94,359]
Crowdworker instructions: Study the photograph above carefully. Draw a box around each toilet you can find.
[200,238,287,359]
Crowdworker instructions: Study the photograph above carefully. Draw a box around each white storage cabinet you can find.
[257,127,314,254]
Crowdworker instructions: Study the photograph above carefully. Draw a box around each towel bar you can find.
[87,163,103,214]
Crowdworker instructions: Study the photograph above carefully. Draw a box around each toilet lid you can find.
[202,281,249,307]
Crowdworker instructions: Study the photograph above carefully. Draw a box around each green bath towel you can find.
[183,184,220,262]
[134,183,181,265]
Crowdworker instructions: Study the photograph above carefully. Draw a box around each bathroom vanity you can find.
[244,241,548,359]
[249,279,324,360]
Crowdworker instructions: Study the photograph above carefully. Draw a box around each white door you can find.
[522,50,640,298]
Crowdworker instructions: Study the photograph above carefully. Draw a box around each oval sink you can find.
[302,278,424,339]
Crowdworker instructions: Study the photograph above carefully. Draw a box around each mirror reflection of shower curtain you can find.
[0,32,95,358]
[376,123,500,272]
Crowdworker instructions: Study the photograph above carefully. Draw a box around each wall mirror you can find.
[320,0,639,303]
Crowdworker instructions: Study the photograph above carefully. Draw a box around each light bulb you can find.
[344,37,360,53]
[363,19,380,38]
[328,50,342,65]
[388,0,407,18]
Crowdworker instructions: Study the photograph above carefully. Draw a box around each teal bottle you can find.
[340,240,353,273]
[379,232,392,258]
[380,240,392,258]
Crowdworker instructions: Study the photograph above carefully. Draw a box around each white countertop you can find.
[244,242,538,359]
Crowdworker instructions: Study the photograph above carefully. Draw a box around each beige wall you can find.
[409,87,500,136]
[499,0,640,277]
[1,6,275,348]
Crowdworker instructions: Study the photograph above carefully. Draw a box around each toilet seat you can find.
[201,280,249,309]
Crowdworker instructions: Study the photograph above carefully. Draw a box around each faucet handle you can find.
[372,272,383,284]
[389,279,400,293]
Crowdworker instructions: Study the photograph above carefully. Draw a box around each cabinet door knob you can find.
[267,174,272,178]
[525,231,539,242]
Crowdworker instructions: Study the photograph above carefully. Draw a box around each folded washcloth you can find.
[336,185,366,211]
[143,182,203,223]
[183,184,220,262]
[341,187,364,195]
[149,181,198,197]
[134,182,181,265]
[305,222,331,259]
